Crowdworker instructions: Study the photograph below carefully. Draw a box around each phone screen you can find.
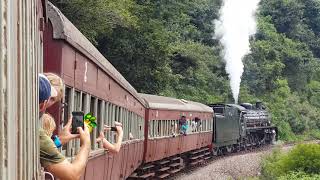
[71,111,84,134]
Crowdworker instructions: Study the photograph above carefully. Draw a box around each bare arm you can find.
[102,131,123,153]
[46,126,90,180]
[97,122,123,153]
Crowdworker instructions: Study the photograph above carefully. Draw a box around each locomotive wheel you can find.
[226,145,232,153]
[212,148,218,156]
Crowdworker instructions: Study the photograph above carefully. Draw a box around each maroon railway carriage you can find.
[130,94,214,179]
[43,3,145,179]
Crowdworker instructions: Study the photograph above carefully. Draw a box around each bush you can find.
[278,171,320,180]
[261,143,320,179]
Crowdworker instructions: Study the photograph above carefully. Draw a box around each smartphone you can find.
[71,111,84,134]
[110,127,117,132]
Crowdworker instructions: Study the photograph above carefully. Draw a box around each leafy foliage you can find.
[241,0,320,140]
[261,144,320,179]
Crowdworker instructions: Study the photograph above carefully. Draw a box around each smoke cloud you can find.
[214,0,260,103]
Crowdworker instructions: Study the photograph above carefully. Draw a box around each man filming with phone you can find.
[39,74,91,180]
[96,121,124,153]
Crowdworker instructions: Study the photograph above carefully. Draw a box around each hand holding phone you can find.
[110,127,117,131]
[71,111,84,134]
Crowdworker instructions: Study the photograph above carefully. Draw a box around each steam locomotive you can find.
[209,102,277,155]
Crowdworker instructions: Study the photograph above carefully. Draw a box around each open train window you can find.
[90,96,97,150]
[97,99,103,147]
[140,116,144,139]
[104,102,109,142]
[62,87,72,156]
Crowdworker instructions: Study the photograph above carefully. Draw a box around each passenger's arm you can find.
[58,117,80,145]
[46,126,91,180]
[96,122,123,153]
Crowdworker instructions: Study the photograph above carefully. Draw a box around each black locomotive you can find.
[209,102,278,155]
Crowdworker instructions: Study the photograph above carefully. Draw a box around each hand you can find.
[103,125,111,132]
[114,121,123,135]
[58,117,79,145]
[78,124,90,147]
[96,131,105,143]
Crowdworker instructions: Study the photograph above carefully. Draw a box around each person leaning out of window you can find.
[96,121,124,153]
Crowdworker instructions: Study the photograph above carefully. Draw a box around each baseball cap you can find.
[39,74,58,102]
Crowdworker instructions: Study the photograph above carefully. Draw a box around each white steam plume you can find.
[214,0,260,103]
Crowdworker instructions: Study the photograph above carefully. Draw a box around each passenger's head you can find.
[44,73,64,108]
[39,74,57,112]
[181,115,186,120]
[42,113,56,137]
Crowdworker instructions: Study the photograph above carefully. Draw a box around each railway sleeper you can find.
[169,167,182,174]
[190,147,209,155]
[189,159,204,166]
[189,154,204,160]
[157,173,170,179]
[128,172,155,180]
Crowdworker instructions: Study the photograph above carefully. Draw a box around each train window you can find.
[132,113,136,140]
[164,120,167,137]
[122,108,126,141]
[81,93,86,112]
[128,110,132,140]
[128,110,130,140]
[97,100,104,148]
[157,120,161,137]
[104,102,109,141]
[206,119,208,131]
[137,116,141,139]
[165,120,169,136]
[74,91,82,152]
[111,104,115,126]
[124,109,128,141]
[110,104,114,134]
[90,97,97,150]
[142,117,145,139]
[62,87,72,156]
[74,91,81,111]
[130,112,133,140]
[154,120,157,137]
[114,106,118,123]
[106,102,111,142]
[127,110,130,141]
[122,108,125,140]
[140,116,144,139]
[153,120,156,138]
[164,120,166,137]
[205,119,207,131]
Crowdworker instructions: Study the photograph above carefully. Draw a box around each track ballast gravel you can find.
[173,144,294,180]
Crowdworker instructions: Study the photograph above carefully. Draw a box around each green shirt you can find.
[39,128,65,168]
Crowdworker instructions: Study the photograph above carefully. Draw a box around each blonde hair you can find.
[44,73,64,102]
[42,113,56,137]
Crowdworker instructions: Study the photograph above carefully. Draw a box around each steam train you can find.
[0,1,277,179]
[210,103,277,156]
